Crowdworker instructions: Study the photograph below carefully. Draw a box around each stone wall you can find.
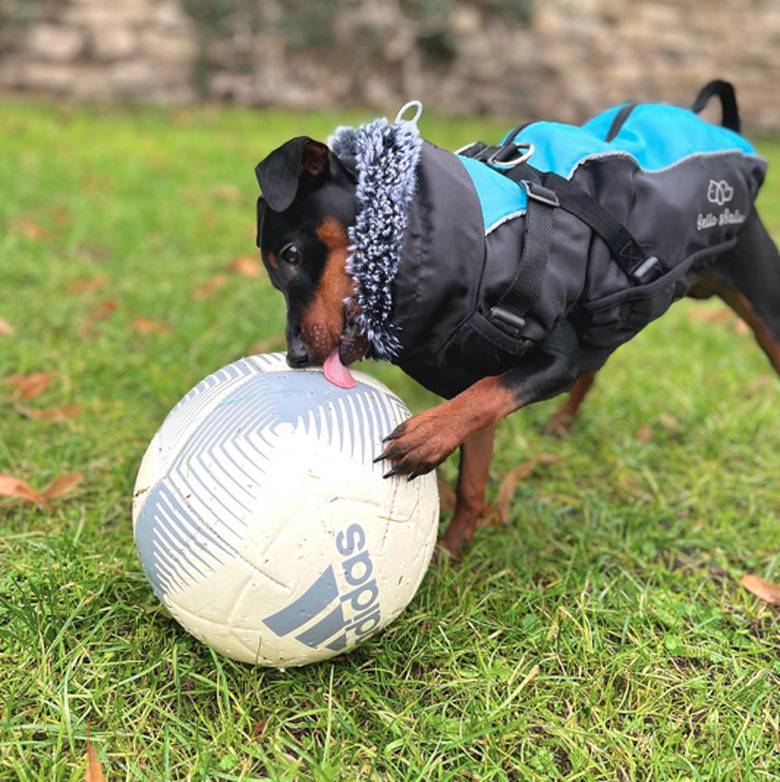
[1,0,778,131]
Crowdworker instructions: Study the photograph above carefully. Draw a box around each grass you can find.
[1,98,779,781]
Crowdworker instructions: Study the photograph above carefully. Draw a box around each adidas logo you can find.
[262,523,381,651]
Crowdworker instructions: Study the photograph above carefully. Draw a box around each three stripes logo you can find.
[262,523,382,651]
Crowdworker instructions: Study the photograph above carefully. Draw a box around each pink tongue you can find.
[323,348,356,389]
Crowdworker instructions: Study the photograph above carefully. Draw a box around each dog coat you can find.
[328,82,767,399]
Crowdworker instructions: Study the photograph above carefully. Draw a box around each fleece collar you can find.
[328,104,423,361]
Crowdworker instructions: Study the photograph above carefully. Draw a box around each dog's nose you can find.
[286,343,310,368]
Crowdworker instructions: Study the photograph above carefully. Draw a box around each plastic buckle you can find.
[488,306,526,334]
[522,181,560,208]
[487,142,535,169]
[631,256,662,283]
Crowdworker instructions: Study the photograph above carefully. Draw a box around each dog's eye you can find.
[280,244,300,266]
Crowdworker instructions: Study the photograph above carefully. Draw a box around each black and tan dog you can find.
[255,84,780,555]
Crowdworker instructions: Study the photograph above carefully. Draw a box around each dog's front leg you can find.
[377,322,581,481]
[439,424,496,557]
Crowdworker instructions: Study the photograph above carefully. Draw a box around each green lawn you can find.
[1,99,779,781]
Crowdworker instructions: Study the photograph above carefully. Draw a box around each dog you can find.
[255,82,780,556]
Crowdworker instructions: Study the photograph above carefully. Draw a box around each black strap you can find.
[692,80,741,133]
[503,160,660,285]
[488,181,557,336]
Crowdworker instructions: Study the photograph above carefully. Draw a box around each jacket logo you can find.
[707,179,734,206]
[262,523,381,652]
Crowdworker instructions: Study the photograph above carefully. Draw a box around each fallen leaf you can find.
[251,718,268,740]
[213,183,241,203]
[69,275,108,294]
[747,375,771,395]
[191,275,227,300]
[5,370,56,400]
[734,318,750,336]
[17,403,84,422]
[227,255,262,279]
[8,216,47,241]
[497,454,559,524]
[79,300,117,338]
[41,472,84,500]
[740,574,780,605]
[636,426,653,443]
[85,727,105,782]
[0,315,14,336]
[657,412,678,436]
[133,317,173,335]
[0,474,47,507]
[250,333,286,355]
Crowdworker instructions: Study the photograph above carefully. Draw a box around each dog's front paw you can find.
[374,410,459,479]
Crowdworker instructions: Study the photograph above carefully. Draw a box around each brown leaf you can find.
[5,370,56,400]
[740,574,780,605]
[0,315,14,336]
[212,183,241,203]
[636,426,653,443]
[191,275,227,300]
[251,718,268,740]
[227,255,262,279]
[85,728,105,782]
[79,300,117,338]
[0,474,47,507]
[747,375,771,395]
[133,317,173,335]
[497,454,559,524]
[8,216,47,241]
[41,472,84,500]
[17,404,84,422]
[69,275,108,294]
[250,334,286,355]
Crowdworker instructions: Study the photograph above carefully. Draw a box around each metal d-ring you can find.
[487,142,535,169]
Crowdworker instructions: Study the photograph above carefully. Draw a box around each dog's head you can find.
[256,137,368,385]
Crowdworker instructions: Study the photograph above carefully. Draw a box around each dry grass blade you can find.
[0,474,48,507]
[15,403,83,422]
[498,454,559,524]
[0,315,14,336]
[740,574,780,605]
[5,370,56,399]
[41,472,85,500]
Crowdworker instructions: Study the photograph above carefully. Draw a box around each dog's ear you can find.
[255,137,331,212]
[256,197,267,248]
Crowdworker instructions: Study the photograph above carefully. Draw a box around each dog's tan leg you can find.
[439,424,496,557]
[542,369,598,436]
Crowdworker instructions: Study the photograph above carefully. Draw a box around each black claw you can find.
[372,453,386,464]
[383,467,400,479]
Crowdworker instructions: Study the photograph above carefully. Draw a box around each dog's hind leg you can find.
[439,425,496,557]
[693,209,780,376]
[542,369,599,436]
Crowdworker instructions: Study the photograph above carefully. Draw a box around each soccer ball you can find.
[132,353,440,668]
